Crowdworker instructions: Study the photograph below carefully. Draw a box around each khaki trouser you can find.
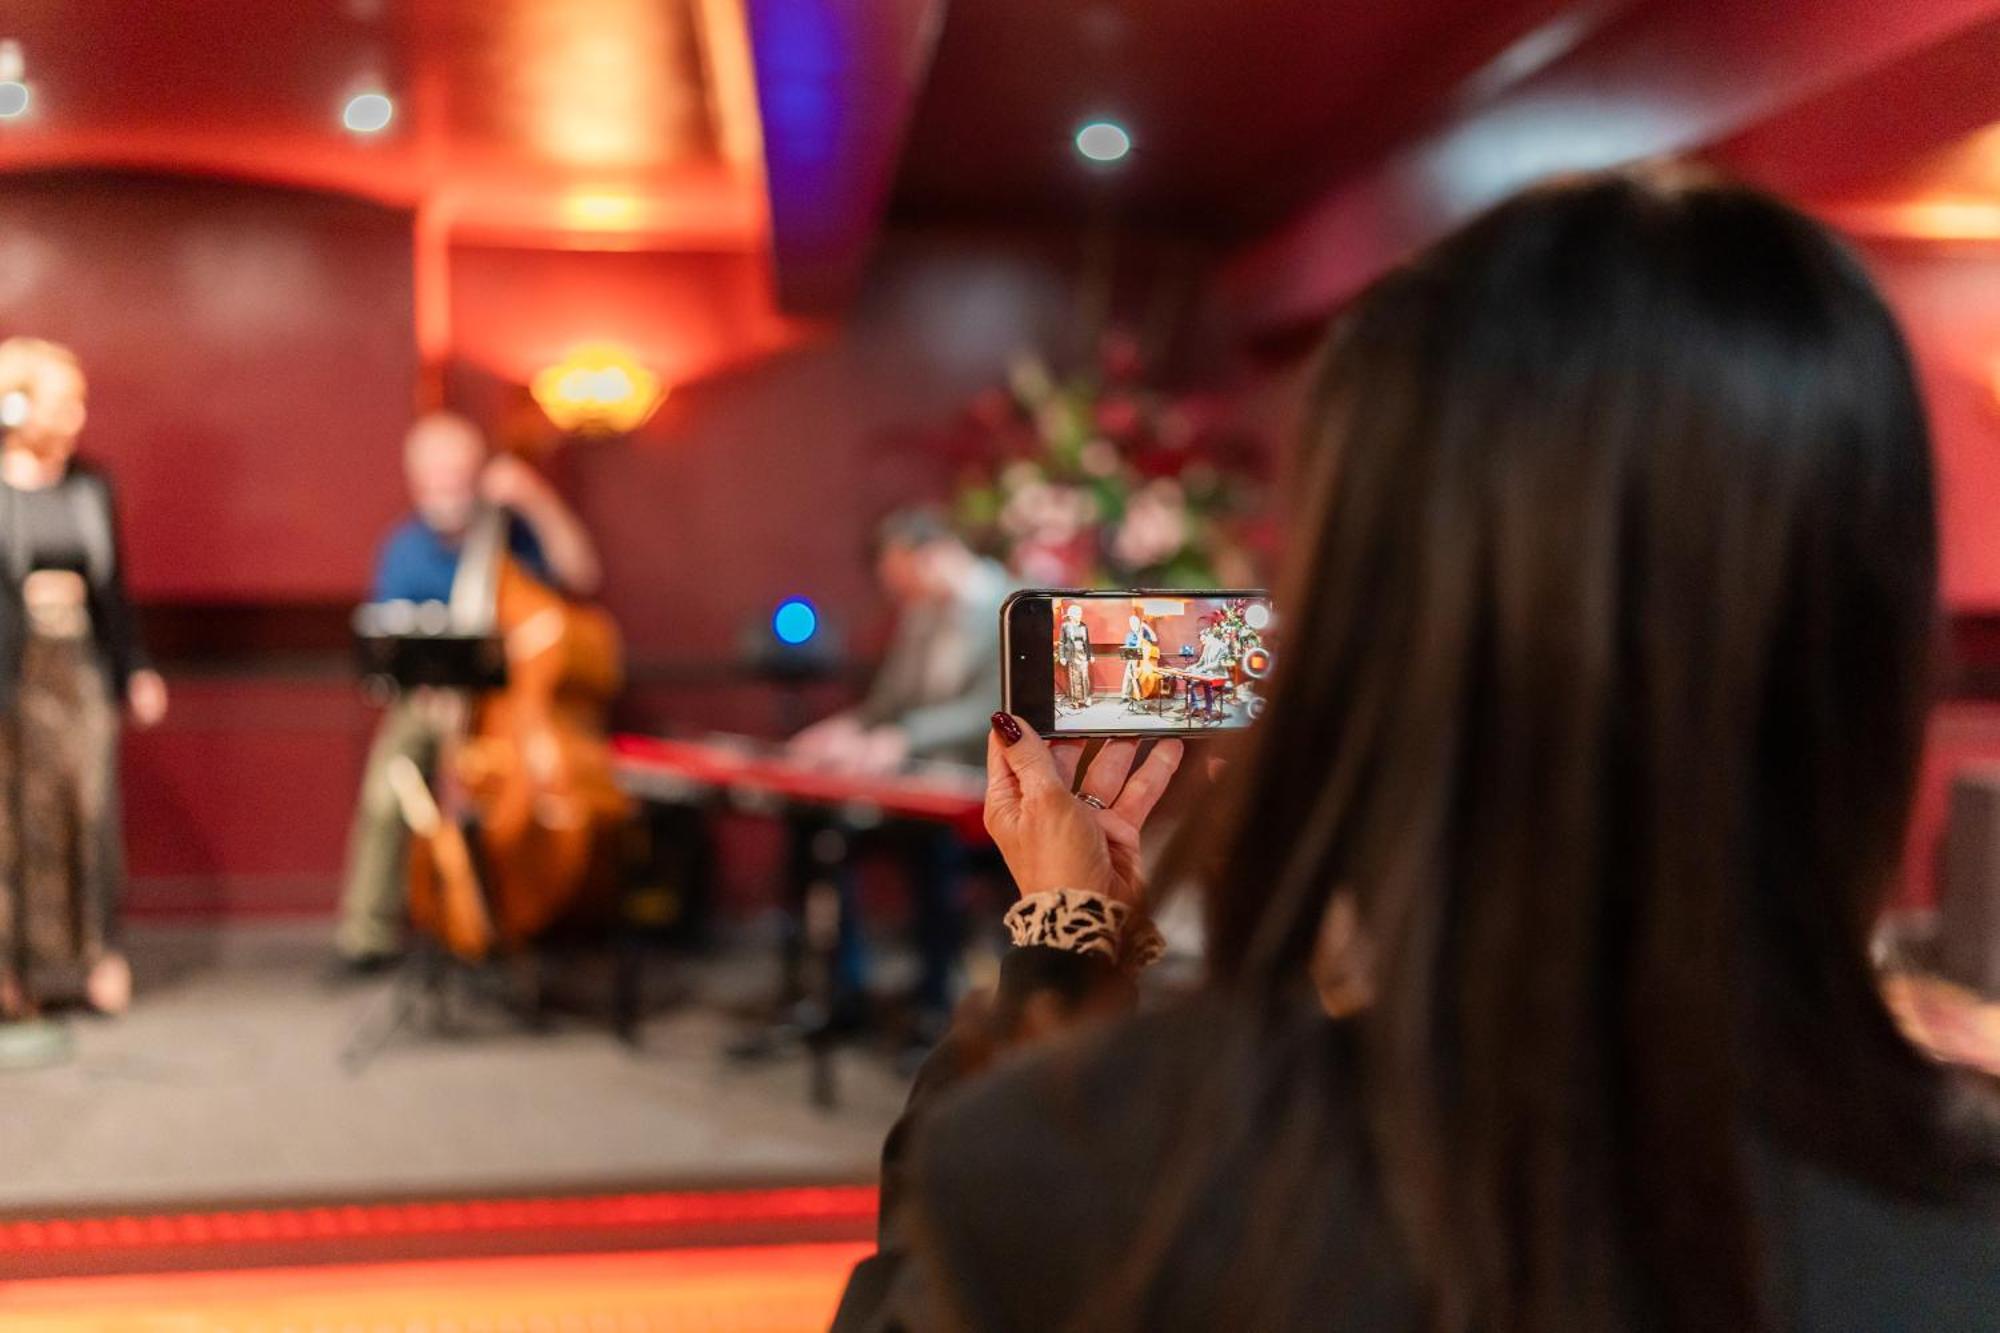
[334,698,444,959]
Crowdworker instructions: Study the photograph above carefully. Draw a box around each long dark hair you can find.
[1134,170,1994,1331]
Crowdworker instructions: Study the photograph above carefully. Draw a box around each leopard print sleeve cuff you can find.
[1003,889,1166,971]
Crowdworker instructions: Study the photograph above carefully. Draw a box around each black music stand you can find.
[340,614,519,1074]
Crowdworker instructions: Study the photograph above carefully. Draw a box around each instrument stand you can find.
[340,944,449,1074]
[339,942,543,1075]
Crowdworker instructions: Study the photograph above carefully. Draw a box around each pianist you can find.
[783,507,1013,1048]
[328,412,601,976]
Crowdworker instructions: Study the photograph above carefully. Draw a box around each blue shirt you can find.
[370,513,551,604]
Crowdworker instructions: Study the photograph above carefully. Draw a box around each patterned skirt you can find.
[0,628,120,973]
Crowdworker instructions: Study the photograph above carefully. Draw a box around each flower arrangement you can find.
[1201,598,1265,670]
[944,332,1267,587]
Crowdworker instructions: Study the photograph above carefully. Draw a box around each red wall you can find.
[0,172,416,600]
[448,244,804,391]
[1853,236,2000,908]
[1857,237,2000,612]
[122,680,374,915]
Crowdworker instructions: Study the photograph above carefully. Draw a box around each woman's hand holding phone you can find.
[984,712,1183,905]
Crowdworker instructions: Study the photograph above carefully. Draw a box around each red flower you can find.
[1094,394,1145,441]
[1131,446,1186,479]
[967,387,1015,431]
[1100,331,1145,383]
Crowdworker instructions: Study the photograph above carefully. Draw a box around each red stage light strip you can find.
[0,1185,877,1256]
[0,1241,877,1332]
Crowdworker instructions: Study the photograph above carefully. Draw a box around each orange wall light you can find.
[531,342,666,435]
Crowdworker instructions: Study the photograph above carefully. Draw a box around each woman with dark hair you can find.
[834,170,2000,1332]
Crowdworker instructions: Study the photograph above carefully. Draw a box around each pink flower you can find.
[1112,479,1188,570]
[1079,439,1122,478]
[1015,543,1074,585]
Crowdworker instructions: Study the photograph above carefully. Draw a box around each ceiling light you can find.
[342,92,394,135]
[531,343,666,435]
[0,40,29,120]
[1075,120,1131,164]
[562,192,642,228]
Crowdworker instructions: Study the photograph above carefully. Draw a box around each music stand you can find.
[353,600,507,696]
[340,608,517,1074]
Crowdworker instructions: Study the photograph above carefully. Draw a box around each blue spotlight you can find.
[772,597,819,646]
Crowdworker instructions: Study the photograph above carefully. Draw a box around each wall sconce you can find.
[530,342,666,435]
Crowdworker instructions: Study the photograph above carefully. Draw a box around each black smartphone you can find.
[1001,588,1275,738]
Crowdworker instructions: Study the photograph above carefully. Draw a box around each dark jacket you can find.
[0,464,149,707]
[835,954,2000,1332]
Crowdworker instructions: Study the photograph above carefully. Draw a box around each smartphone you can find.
[1001,589,1275,738]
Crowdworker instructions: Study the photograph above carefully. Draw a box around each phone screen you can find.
[1006,590,1274,737]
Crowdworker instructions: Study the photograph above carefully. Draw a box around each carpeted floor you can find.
[0,921,906,1212]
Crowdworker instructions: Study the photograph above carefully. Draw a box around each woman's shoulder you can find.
[921,992,1226,1153]
[907,994,1368,1328]
[904,998,1222,1327]
[1759,1141,2000,1330]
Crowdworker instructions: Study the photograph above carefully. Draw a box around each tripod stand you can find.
[339,938,547,1074]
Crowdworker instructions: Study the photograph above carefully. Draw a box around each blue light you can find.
[773,597,818,646]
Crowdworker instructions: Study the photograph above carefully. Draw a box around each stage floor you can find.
[1054,694,1249,734]
[0,921,905,1212]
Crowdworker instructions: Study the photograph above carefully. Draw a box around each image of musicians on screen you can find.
[1048,596,1271,733]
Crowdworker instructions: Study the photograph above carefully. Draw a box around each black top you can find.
[0,464,149,702]
[835,952,2000,1331]
[13,480,98,575]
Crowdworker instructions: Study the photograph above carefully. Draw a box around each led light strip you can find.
[0,1185,877,1255]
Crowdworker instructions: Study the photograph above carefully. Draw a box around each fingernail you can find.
[991,712,1023,745]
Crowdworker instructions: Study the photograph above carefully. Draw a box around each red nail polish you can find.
[991,712,1023,745]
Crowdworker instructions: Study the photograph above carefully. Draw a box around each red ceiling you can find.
[886,0,1572,238]
[0,0,765,248]
[1213,0,2000,333]
[4,0,2000,326]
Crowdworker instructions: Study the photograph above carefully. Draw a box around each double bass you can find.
[1134,630,1165,700]
[389,499,629,961]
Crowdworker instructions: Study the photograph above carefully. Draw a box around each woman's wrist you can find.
[1003,888,1166,971]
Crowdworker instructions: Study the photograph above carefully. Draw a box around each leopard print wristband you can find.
[1004,889,1166,971]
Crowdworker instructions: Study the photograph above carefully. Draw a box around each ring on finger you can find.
[1077,792,1107,810]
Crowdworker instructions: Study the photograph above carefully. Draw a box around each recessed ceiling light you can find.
[342,92,394,135]
[0,40,29,120]
[1074,120,1131,163]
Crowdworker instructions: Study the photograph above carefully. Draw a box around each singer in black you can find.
[0,338,166,1021]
